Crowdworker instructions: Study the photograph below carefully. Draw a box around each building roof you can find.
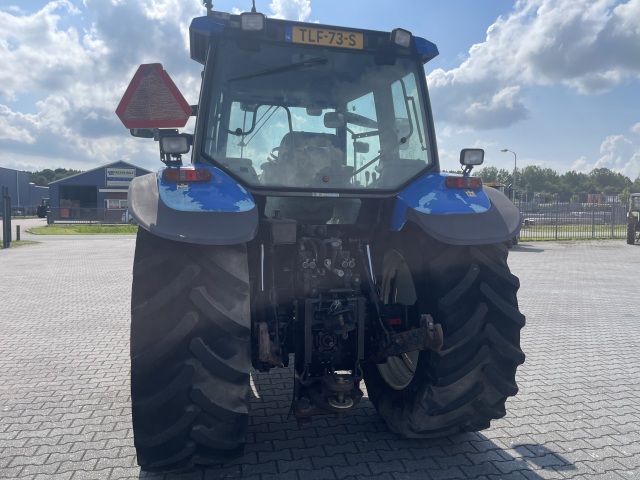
[48,160,152,185]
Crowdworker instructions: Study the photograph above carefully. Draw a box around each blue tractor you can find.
[118,3,525,472]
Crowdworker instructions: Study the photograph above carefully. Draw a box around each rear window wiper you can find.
[229,56,327,82]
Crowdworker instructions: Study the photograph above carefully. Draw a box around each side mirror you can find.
[130,128,155,139]
[354,141,370,154]
[160,134,191,155]
[324,112,345,128]
[460,148,484,166]
[395,117,411,136]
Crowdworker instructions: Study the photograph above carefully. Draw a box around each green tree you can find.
[476,166,499,182]
[560,171,591,195]
[588,168,631,193]
[476,166,512,184]
[30,174,48,187]
[517,165,559,195]
[29,168,82,186]
[620,188,631,205]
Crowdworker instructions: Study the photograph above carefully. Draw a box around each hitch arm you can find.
[374,314,443,362]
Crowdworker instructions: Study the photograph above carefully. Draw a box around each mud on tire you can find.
[363,226,525,437]
[130,228,251,472]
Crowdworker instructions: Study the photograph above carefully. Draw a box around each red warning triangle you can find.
[116,63,192,129]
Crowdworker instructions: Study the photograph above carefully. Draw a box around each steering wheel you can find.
[269,146,280,162]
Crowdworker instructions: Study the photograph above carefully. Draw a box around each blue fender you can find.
[391,173,522,246]
[128,165,258,245]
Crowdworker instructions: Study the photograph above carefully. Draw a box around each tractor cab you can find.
[36,198,50,219]
[628,193,640,244]
[192,13,439,193]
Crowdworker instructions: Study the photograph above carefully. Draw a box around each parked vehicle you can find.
[116,4,525,472]
[36,198,50,218]
[627,193,640,244]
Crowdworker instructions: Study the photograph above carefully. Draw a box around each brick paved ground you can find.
[1,230,639,479]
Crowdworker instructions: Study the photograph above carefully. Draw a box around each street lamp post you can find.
[501,148,517,196]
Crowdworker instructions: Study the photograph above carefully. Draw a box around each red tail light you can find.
[163,168,212,183]
[445,176,483,189]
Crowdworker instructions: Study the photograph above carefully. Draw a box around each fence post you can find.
[611,203,615,238]
[16,225,20,241]
[2,186,11,248]
[556,197,560,240]
[592,206,595,238]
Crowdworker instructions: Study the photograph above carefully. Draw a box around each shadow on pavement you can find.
[513,443,575,472]
[136,392,576,479]
[511,243,546,253]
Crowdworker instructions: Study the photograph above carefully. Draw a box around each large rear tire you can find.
[627,224,636,245]
[130,228,251,472]
[363,227,525,437]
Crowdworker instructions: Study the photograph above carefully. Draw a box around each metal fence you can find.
[41,194,631,241]
[514,193,628,241]
[48,207,132,225]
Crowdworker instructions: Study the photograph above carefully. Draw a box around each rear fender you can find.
[128,166,258,245]
[391,173,522,246]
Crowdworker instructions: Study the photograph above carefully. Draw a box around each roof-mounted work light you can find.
[240,12,266,31]
[460,149,484,166]
[459,148,485,174]
[160,135,190,155]
[390,28,412,48]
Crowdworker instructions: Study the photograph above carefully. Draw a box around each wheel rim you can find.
[377,351,420,390]
[376,249,420,391]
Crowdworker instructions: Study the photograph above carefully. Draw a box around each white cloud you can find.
[573,133,640,180]
[5,0,636,180]
[0,2,95,101]
[0,0,316,173]
[596,134,632,168]
[570,156,591,172]
[269,0,311,21]
[0,0,207,172]
[464,86,529,128]
[594,134,640,179]
[0,97,160,172]
[0,0,318,169]
[428,0,640,130]
[0,105,37,144]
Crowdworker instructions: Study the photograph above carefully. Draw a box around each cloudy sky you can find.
[1,0,639,181]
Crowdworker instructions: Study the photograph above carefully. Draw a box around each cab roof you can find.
[189,11,439,65]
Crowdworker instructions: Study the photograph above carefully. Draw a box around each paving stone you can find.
[312,453,347,469]
[333,463,371,478]
[69,469,113,480]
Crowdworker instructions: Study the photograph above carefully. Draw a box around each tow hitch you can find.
[373,314,443,363]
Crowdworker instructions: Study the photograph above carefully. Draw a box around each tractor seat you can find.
[278,132,343,173]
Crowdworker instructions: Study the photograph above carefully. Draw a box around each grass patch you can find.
[29,224,138,235]
[0,240,40,247]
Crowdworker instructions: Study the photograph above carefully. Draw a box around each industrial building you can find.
[0,167,49,215]
[48,161,151,222]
